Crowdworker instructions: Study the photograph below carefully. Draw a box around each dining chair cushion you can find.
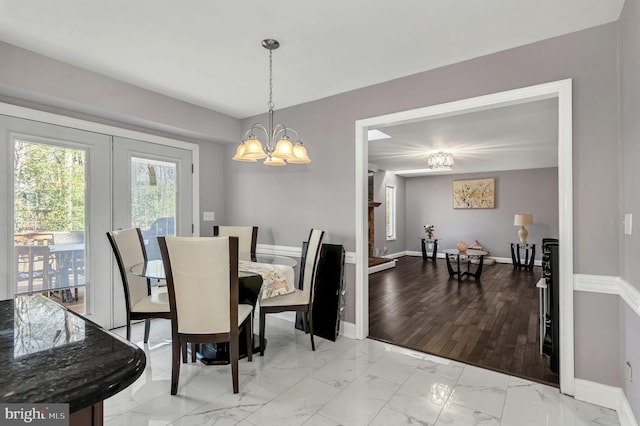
[259,289,310,308]
[131,292,170,313]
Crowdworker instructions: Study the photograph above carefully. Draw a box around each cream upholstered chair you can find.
[213,226,258,262]
[107,228,170,343]
[158,236,253,395]
[259,228,324,355]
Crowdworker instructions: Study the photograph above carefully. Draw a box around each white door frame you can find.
[0,102,200,234]
[354,79,574,395]
[0,102,200,328]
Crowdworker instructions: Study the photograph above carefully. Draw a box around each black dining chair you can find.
[259,228,324,354]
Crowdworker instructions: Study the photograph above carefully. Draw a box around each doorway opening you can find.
[355,79,574,395]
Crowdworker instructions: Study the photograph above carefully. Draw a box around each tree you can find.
[14,141,85,233]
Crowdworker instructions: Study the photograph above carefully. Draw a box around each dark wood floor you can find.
[368,256,559,386]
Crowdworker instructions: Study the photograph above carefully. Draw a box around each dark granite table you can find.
[0,295,146,425]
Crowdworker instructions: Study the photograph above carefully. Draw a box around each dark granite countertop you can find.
[0,295,145,413]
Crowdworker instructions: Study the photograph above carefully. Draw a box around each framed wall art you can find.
[452,178,495,209]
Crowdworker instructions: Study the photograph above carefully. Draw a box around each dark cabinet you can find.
[296,243,345,341]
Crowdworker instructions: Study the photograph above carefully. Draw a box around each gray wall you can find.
[0,13,635,396]
[373,171,406,257]
[619,0,640,417]
[225,22,622,386]
[405,168,559,259]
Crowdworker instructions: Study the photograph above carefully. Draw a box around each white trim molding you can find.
[575,379,638,426]
[574,274,640,317]
[573,274,640,426]
[355,79,575,394]
[257,244,356,264]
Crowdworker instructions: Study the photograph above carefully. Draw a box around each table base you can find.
[446,253,485,281]
[198,334,264,365]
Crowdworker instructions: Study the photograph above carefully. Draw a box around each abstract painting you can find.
[452,178,495,209]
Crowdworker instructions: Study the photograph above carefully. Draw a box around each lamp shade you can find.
[272,137,296,160]
[241,137,267,159]
[287,142,311,164]
[514,214,533,226]
[232,143,257,162]
[263,156,286,166]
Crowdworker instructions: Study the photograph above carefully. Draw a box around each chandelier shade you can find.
[233,39,311,166]
[427,152,454,169]
[287,142,311,164]
[231,143,257,162]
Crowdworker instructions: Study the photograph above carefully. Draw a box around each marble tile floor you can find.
[105,317,620,426]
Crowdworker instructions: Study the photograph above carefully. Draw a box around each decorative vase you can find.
[457,241,468,252]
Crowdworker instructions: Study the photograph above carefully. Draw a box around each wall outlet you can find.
[626,361,633,382]
[203,211,215,221]
[624,213,632,235]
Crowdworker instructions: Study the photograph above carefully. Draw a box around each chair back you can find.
[106,228,150,311]
[300,229,325,302]
[213,226,257,262]
[159,236,239,335]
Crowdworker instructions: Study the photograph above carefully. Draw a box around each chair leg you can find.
[191,342,197,362]
[126,322,131,341]
[171,337,181,395]
[245,315,253,362]
[230,335,239,394]
[308,310,315,351]
[259,310,266,356]
[143,319,151,343]
[182,342,188,363]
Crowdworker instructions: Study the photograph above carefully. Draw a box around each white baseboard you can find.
[340,320,357,339]
[575,379,638,426]
[405,251,541,266]
[368,259,396,274]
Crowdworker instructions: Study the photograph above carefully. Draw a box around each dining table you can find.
[129,257,297,364]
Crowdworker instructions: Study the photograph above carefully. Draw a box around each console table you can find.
[443,249,488,281]
[510,242,536,270]
[421,238,438,261]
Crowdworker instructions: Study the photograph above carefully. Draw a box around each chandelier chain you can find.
[268,48,274,110]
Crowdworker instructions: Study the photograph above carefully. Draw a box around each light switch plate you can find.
[624,213,632,235]
[203,211,215,221]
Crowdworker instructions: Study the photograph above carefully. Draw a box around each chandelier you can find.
[427,152,454,169]
[233,39,310,166]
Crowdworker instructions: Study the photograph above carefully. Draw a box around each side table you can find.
[510,242,536,270]
[421,238,438,261]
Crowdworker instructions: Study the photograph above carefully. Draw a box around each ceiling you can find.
[368,98,559,176]
[0,1,624,175]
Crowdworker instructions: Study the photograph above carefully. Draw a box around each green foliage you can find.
[14,142,177,234]
[14,141,85,233]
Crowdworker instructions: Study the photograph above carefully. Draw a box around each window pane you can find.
[385,185,396,240]
[13,140,86,312]
[131,157,177,259]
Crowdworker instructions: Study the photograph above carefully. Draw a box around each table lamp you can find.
[514,214,533,243]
